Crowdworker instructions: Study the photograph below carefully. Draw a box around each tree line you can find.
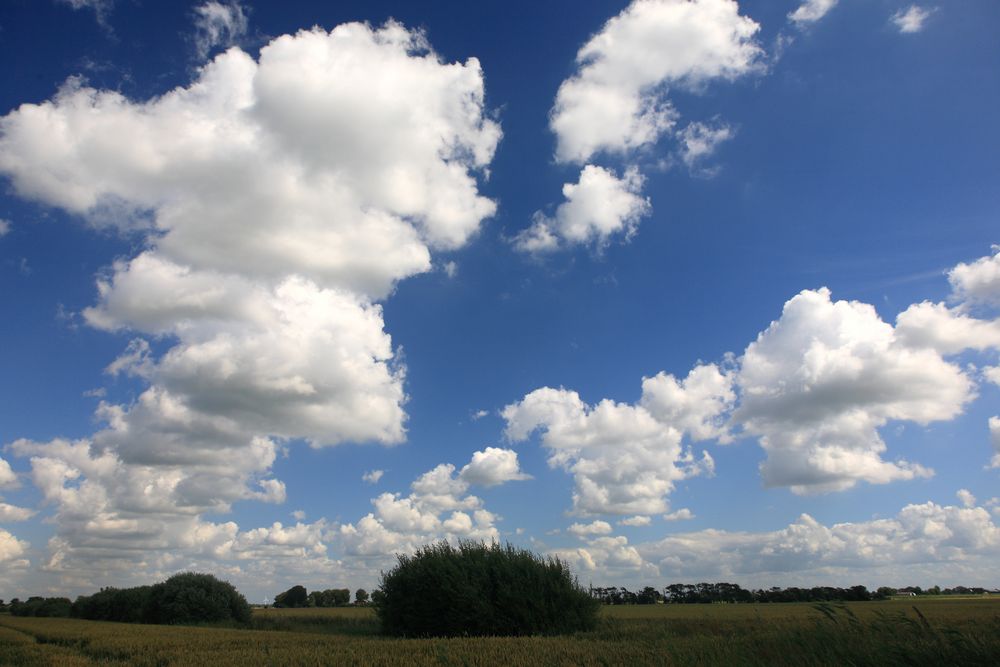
[588,583,999,605]
[0,572,250,624]
[271,585,369,608]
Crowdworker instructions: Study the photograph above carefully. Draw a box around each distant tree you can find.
[637,587,660,604]
[355,589,369,605]
[273,585,309,608]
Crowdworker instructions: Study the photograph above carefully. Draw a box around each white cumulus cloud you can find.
[0,20,501,589]
[0,457,17,489]
[516,165,650,254]
[640,500,1000,585]
[338,453,506,563]
[949,246,1000,307]
[619,515,653,527]
[568,520,614,538]
[895,301,1000,354]
[503,364,728,516]
[788,0,839,27]
[0,529,29,566]
[734,288,972,494]
[459,447,531,487]
[549,0,763,164]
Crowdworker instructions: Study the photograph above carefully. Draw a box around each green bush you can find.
[141,573,251,625]
[374,541,600,637]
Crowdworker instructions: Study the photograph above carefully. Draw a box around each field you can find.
[1,598,998,665]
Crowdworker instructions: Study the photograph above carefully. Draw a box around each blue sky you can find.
[1,0,999,602]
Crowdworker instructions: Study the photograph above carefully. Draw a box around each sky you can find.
[0,0,998,603]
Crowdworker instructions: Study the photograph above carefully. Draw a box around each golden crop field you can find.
[1,598,998,665]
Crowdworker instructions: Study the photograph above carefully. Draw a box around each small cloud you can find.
[18,258,31,276]
[788,0,839,28]
[618,515,652,527]
[83,387,107,398]
[678,120,735,177]
[57,0,115,28]
[515,527,524,535]
[193,1,249,60]
[663,508,695,522]
[362,469,384,485]
[515,165,650,255]
[956,489,976,508]
[442,261,458,279]
[291,509,306,521]
[470,409,489,421]
[459,447,531,487]
[0,503,36,522]
[0,219,10,237]
[891,5,934,34]
[55,303,80,330]
[567,520,613,538]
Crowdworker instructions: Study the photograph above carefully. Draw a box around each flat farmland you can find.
[1,598,998,665]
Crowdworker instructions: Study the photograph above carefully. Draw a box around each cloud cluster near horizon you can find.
[505,246,1000,509]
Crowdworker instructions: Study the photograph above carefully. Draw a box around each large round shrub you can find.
[142,572,251,625]
[374,541,600,637]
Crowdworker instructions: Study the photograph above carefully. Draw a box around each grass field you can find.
[1,598,998,665]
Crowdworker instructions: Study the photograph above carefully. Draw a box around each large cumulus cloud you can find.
[0,20,500,589]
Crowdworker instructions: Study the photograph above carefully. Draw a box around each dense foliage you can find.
[72,586,151,622]
[273,585,309,608]
[8,597,72,618]
[271,587,351,608]
[374,541,600,637]
[70,573,250,625]
[143,573,251,625]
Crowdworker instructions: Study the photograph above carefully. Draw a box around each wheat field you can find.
[1,597,998,665]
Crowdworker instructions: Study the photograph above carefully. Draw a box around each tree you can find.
[374,540,600,637]
[273,585,309,608]
[355,588,369,605]
[142,572,251,625]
